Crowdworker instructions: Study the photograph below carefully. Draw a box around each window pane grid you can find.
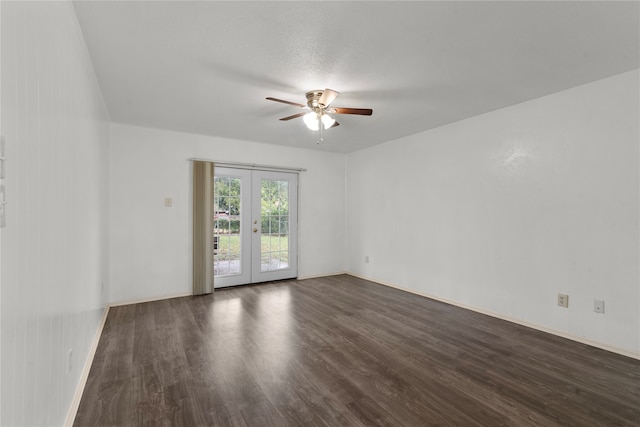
[214,176,243,277]
[261,179,290,272]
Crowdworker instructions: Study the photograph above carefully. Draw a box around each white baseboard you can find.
[108,292,192,307]
[64,271,638,427]
[297,271,347,281]
[109,276,346,308]
[63,291,191,426]
[64,305,111,427]
[346,272,640,361]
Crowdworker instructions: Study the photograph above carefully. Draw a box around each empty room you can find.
[1,1,639,426]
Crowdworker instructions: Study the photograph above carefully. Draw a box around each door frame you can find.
[213,166,298,288]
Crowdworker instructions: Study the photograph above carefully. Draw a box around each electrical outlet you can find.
[594,300,605,314]
[557,293,569,308]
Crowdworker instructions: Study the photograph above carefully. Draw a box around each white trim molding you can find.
[296,271,347,281]
[188,158,306,173]
[346,272,640,361]
[64,305,111,427]
[108,292,193,307]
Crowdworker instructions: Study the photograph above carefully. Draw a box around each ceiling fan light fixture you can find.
[303,112,319,130]
[267,88,372,137]
[321,113,335,129]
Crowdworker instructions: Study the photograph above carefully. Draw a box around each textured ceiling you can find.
[73,1,639,153]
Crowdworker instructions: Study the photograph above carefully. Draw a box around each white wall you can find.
[1,2,110,425]
[346,70,639,357]
[0,2,3,423]
[109,123,346,304]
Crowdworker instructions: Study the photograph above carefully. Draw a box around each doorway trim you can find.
[204,162,302,288]
[188,158,306,174]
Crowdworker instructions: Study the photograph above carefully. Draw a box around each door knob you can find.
[253,228,258,233]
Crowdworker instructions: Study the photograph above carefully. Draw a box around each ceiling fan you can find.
[266,89,373,133]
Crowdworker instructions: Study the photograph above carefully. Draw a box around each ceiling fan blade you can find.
[332,107,373,116]
[318,89,339,107]
[279,112,306,121]
[266,97,306,108]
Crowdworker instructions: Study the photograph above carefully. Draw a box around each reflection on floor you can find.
[74,275,640,426]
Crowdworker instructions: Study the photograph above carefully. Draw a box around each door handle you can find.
[253,228,258,233]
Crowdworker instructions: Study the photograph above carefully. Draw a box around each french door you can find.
[213,167,298,288]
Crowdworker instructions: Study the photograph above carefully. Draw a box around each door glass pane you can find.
[260,179,289,272]
[214,176,242,277]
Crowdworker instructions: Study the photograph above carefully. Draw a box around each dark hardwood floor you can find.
[74,275,640,426]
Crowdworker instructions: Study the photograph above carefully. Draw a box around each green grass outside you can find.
[215,234,289,262]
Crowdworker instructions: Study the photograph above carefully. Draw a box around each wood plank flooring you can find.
[74,275,640,426]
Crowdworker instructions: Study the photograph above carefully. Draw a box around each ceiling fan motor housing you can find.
[306,90,325,110]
